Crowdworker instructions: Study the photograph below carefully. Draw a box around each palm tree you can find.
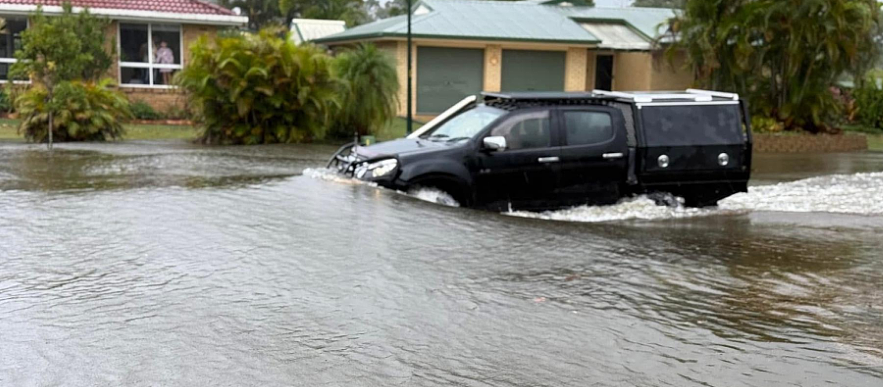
[331,43,399,138]
[667,0,880,132]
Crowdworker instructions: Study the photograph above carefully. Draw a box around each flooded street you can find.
[1,141,882,386]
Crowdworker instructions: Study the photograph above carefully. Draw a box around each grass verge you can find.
[1,116,421,143]
[843,124,883,151]
[0,118,199,141]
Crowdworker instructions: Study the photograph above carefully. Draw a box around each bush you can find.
[0,88,12,113]
[16,78,132,142]
[854,80,883,130]
[329,43,399,139]
[751,116,785,133]
[176,29,341,145]
[130,100,163,120]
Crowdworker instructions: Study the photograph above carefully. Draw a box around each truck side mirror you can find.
[482,136,507,152]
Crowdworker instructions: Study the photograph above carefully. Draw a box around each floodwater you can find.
[1,141,882,386]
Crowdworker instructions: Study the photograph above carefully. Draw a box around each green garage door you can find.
[417,47,484,115]
[501,49,566,92]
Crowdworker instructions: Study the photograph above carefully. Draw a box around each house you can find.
[291,18,346,45]
[313,0,692,120]
[0,0,248,114]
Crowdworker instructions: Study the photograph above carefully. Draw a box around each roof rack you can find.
[592,90,715,103]
[686,88,740,101]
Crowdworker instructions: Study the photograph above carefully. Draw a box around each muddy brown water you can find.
[1,141,882,386]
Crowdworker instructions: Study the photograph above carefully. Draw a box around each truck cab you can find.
[329,90,752,210]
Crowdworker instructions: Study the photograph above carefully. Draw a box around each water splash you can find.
[307,168,883,221]
[506,196,729,223]
[407,187,460,207]
[302,167,375,186]
[720,172,883,215]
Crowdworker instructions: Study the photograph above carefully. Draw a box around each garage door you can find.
[501,49,566,92]
[417,47,484,115]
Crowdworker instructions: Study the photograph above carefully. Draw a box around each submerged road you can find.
[1,141,882,386]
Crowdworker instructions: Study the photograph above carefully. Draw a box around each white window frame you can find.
[0,15,30,84]
[117,22,184,89]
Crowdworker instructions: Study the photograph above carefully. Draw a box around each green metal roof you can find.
[313,0,676,48]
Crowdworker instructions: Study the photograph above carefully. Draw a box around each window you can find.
[421,106,506,142]
[563,111,614,146]
[490,111,551,150]
[0,16,27,82]
[119,23,182,87]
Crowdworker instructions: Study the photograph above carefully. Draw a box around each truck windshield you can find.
[422,106,506,142]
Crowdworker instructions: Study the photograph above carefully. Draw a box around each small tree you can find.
[331,43,399,138]
[10,2,116,147]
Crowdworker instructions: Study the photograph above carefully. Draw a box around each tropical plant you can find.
[176,29,342,145]
[130,100,163,120]
[665,0,881,132]
[854,78,883,130]
[0,87,12,113]
[330,43,399,138]
[10,2,120,145]
[16,79,131,142]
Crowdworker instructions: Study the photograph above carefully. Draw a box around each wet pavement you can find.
[1,141,882,386]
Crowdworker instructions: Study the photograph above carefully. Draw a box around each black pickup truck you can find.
[329,90,752,210]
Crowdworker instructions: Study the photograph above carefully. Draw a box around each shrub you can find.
[176,29,341,145]
[0,88,12,113]
[16,79,132,142]
[130,100,163,120]
[751,116,785,133]
[329,43,399,139]
[854,80,883,130]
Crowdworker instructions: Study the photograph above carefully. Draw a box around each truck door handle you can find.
[537,157,560,163]
[603,153,624,159]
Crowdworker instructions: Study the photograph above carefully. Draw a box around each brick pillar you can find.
[565,47,587,92]
[395,41,408,116]
[483,44,502,92]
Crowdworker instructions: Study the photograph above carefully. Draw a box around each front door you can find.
[474,109,560,211]
[595,55,614,91]
[555,107,628,206]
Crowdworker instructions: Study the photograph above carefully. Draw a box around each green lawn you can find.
[842,124,883,152]
[123,123,199,140]
[0,117,420,143]
[0,118,199,141]
[867,135,883,151]
[375,117,424,142]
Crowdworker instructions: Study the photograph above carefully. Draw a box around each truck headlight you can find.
[355,158,398,180]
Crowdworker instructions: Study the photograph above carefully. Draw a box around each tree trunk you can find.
[47,90,53,151]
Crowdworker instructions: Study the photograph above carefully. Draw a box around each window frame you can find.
[117,22,184,89]
[0,15,30,85]
[486,108,555,152]
[560,109,616,148]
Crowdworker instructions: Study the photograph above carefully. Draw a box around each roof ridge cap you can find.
[591,6,676,12]
[188,0,236,16]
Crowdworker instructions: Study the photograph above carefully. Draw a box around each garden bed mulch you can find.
[753,133,868,153]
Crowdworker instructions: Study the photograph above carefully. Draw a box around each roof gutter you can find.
[0,4,249,27]
[314,32,600,46]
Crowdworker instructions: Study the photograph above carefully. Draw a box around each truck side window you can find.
[490,111,551,151]
[563,111,613,146]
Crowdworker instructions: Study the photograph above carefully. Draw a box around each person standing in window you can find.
[155,40,174,85]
